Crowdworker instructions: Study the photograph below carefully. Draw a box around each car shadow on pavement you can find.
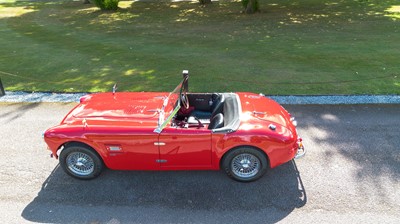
[22,160,306,223]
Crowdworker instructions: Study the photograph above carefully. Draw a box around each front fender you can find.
[44,125,103,159]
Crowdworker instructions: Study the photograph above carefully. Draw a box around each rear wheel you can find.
[59,144,104,180]
[222,147,268,182]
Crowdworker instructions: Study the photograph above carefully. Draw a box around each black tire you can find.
[222,147,268,182]
[59,143,104,180]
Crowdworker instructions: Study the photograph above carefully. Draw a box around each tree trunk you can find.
[199,0,212,5]
[244,0,259,14]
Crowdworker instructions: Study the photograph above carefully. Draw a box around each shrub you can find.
[92,0,119,10]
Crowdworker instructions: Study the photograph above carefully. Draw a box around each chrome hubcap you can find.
[231,153,260,178]
[66,152,94,176]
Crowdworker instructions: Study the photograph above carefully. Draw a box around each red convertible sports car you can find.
[44,72,305,182]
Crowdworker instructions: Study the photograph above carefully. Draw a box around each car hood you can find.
[61,92,169,126]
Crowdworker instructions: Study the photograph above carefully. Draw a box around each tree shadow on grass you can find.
[22,160,306,223]
[1,0,399,93]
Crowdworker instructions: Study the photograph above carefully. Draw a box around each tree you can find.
[242,0,259,14]
[199,0,212,5]
[92,0,119,10]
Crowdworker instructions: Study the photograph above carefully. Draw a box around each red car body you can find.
[44,76,304,181]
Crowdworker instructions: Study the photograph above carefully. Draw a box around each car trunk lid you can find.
[238,93,293,129]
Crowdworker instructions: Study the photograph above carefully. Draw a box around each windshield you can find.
[154,78,185,133]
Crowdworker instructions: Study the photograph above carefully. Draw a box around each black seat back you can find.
[210,94,225,118]
[208,113,224,130]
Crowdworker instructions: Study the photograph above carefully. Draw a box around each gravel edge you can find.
[0,91,399,104]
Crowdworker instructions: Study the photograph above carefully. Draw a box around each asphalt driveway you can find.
[0,103,399,223]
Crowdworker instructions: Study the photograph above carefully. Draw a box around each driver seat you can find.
[208,113,224,130]
[190,94,225,123]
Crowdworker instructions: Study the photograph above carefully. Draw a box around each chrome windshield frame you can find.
[154,79,184,133]
[154,104,180,134]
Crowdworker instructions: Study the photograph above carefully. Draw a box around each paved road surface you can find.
[0,103,399,223]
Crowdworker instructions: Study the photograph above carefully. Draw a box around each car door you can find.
[158,126,213,169]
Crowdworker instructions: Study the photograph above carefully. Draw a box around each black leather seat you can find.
[208,113,224,130]
[190,94,225,120]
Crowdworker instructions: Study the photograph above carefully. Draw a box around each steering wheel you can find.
[181,91,189,109]
[180,75,190,109]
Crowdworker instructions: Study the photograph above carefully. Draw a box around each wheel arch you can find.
[58,141,106,167]
[219,145,270,169]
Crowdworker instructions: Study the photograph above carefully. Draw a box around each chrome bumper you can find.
[294,138,306,159]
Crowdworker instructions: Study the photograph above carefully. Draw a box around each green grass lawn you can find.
[0,0,399,94]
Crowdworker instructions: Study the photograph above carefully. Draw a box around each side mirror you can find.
[112,83,118,95]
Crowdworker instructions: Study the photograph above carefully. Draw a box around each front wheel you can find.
[59,144,104,180]
[222,147,268,182]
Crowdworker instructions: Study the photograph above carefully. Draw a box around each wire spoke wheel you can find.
[60,144,104,180]
[66,152,95,176]
[223,147,268,182]
[231,153,260,178]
